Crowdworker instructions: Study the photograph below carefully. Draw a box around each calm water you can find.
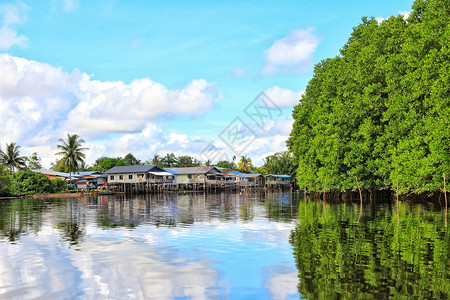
[0,192,448,299]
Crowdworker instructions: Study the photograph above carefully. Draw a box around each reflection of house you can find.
[165,166,223,186]
[105,165,174,185]
[32,170,71,180]
[265,174,291,187]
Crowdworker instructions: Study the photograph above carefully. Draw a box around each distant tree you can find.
[150,154,162,165]
[0,165,11,196]
[176,155,201,167]
[253,166,268,175]
[237,156,253,173]
[56,134,88,182]
[0,142,27,172]
[93,157,124,173]
[27,152,43,170]
[204,159,212,166]
[161,153,177,168]
[216,160,236,170]
[123,153,140,166]
[50,158,66,172]
[263,151,297,176]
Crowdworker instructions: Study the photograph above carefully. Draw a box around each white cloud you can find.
[376,11,411,24]
[264,86,304,108]
[66,76,220,133]
[399,11,411,20]
[263,29,319,74]
[0,54,220,165]
[0,2,28,51]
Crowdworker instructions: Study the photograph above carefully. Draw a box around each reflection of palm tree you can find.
[238,156,252,173]
[0,142,27,172]
[56,134,88,183]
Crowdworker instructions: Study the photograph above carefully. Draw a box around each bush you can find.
[10,169,66,195]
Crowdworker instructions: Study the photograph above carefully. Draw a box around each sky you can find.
[0,0,414,168]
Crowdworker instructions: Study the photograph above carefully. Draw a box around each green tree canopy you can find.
[123,153,141,166]
[0,142,27,172]
[93,157,124,173]
[56,134,88,178]
[287,0,450,194]
[263,151,297,178]
[216,160,237,170]
[237,156,253,173]
[27,152,43,170]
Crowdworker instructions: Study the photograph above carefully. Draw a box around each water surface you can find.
[0,192,448,299]
[0,192,299,299]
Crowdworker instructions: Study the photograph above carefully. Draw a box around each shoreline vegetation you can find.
[288,0,450,196]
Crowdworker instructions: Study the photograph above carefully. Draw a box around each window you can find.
[119,175,123,180]
[138,174,144,179]
[129,175,133,180]
[110,175,114,180]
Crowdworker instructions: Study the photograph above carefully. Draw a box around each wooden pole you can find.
[323,175,327,222]
[444,173,447,227]
[356,177,362,223]
[304,187,307,219]
[396,175,400,224]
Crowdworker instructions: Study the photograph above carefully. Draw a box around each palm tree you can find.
[151,154,161,165]
[0,142,27,172]
[162,153,177,168]
[56,134,88,183]
[237,156,253,173]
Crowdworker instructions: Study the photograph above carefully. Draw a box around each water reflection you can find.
[0,192,300,299]
[291,198,449,299]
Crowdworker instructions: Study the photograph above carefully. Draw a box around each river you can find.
[0,192,448,299]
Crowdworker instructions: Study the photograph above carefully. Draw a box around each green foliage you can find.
[93,157,124,172]
[0,166,11,196]
[56,134,88,174]
[27,152,43,170]
[288,0,450,194]
[9,170,66,195]
[0,142,27,172]
[123,153,141,166]
[237,156,253,173]
[215,160,237,170]
[263,151,297,178]
[161,153,178,168]
[176,155,201,167]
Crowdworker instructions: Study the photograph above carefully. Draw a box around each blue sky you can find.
[0,0,414,167]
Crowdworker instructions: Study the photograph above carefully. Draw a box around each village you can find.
[32,165,292,194]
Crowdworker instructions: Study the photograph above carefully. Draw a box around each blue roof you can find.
[228,170,243,175]
[164,168,179,175]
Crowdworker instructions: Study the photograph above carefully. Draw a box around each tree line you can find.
[1,133,296,196]
[287,0,450,195]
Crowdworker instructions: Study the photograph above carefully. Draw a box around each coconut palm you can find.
[56,134,88,182]
[161,153,177,168]
[0,142,27,172]
[237,156,253,173]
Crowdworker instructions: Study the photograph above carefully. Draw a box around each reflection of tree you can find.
[57,199,85,245]
[291,199,449,299]
[0,198,49,242]
[57,221,85,245]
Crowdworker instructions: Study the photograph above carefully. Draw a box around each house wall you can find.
[108,172,147,184]
[176,174,190,184]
